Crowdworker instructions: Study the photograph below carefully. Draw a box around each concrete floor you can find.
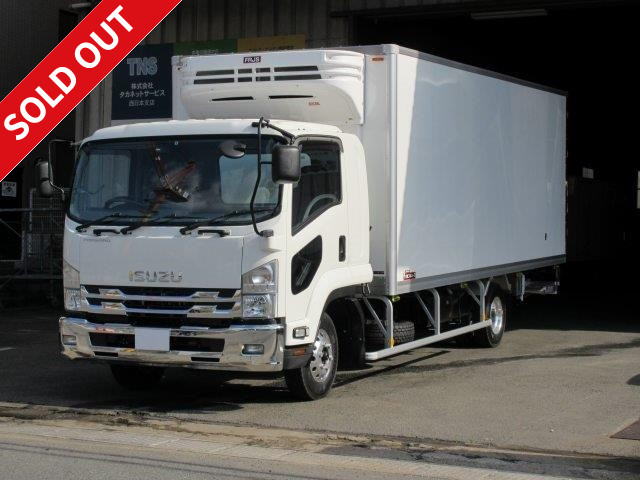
[0,295,638,463]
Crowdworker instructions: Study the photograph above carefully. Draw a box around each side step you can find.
[361,279,494,362]
[365,320,491,361]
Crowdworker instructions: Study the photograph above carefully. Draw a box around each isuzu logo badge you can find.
[129,271,183,283]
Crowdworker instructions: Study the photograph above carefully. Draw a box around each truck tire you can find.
[110,364,164,390]
[470,287,507,348]
[285,313,338,401]
[366,320,415,349]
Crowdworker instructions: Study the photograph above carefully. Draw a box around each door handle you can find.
[339,235,346,262]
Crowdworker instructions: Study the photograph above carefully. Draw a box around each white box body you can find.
[343,45,566,294]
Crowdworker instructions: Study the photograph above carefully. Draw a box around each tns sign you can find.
[111,43,173,121]
[126,56,158,76]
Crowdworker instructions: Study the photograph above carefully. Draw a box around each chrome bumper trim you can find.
[79,286,243,318]
[85,287,242,303]
[59,317,284,372]
[82,303,243,318]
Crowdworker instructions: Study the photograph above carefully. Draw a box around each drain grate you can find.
[612,419,640,440]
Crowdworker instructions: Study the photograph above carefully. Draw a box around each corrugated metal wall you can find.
[1,0,78,206]
[0,0,74,99]
[76,0,474,138]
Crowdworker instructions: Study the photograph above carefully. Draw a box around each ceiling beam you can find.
[331,0,638,20]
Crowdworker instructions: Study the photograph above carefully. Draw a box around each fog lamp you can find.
[61,334,77,346]
[293,327,309,339]
[242,344,265,355]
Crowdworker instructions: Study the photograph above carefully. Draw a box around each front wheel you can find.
[285,313,338,400]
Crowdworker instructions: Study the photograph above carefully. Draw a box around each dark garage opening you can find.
[351,1,640,294]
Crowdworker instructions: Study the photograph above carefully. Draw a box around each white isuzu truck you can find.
[43,45,566,400]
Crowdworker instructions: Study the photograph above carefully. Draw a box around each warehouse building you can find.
[0,0,78,303]
[0,0,637,303]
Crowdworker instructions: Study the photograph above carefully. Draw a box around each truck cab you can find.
[54,48,377,399]
[58,116,372,398]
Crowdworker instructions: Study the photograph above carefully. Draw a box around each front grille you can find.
[170,337,224,353]
[85,314,235,329]
[89,332,224,353]
[81,286,242,320]
[86,298,236,312]
[84,285,237,298]
[124,300,235,310]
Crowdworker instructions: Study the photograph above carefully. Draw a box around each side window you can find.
[291,141,341,233]
[291,236,322,295]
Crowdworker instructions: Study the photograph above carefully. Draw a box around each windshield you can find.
[69,136,283,225]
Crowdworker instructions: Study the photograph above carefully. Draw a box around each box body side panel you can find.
[394,54,566,291]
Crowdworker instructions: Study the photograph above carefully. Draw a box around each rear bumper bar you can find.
[59,317,284,372]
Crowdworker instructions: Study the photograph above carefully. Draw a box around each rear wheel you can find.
[470,288,507,348]
[110,364,164,390]
[285,313,338,400]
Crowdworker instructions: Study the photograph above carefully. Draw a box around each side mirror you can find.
[36,158,54,197]
[38,139,74,198]
[271,144,301,184]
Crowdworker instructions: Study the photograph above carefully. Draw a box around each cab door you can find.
[285,139,348,343]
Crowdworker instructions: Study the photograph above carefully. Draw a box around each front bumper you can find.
[59,317,284,372]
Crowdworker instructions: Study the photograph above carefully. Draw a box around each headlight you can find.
[242,294,274,318]
[63,260,82,311]
[242,260,277,294]
[242,260,277,318]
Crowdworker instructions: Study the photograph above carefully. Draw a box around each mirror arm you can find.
[251,119,296,145]
[250,117,273,238]
[48,181,67,201]
[47,139,73,200]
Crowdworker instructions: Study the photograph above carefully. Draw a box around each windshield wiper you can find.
[120,213,203,235]
[75,213,145,233]
[179,209,274,235]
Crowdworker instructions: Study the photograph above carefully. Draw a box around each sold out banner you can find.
[0,0,182,182]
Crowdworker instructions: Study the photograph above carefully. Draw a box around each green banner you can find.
[174,39,237,56]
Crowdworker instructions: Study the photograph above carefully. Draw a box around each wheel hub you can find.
[309,328,334,383]
[489,296,504,334]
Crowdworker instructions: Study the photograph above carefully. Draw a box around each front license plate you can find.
[135,328,170,351]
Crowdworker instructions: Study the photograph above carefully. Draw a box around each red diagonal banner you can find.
[0,0,182,181]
